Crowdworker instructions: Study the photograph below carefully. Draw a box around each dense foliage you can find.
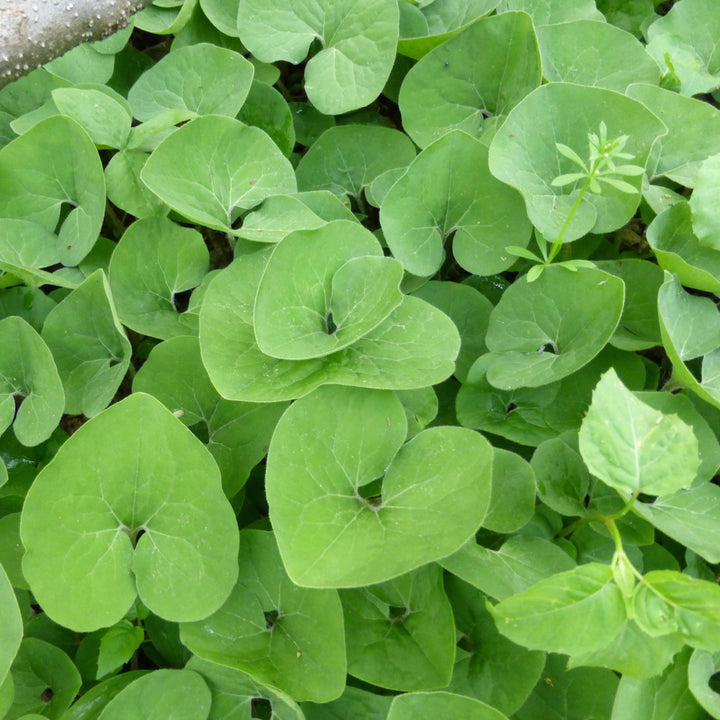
[1,0,720,718]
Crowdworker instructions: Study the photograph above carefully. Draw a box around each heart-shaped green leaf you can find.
[0,316,64,447]
[128,43,254,121]
[399,12,541,148]
[20,393,239,631]
[186,656,305,720]
[380,130,531,276]
[296,125,416,197]
[445,575,545,715]
[8,638,81,719]
[236,0,399,115]
[483,265,625,390]
[341,564,455,691]
[266,385,492,587]
[141,116,296,232]
[254,221,403,359]
[41,270,131,418]
[488,83,666,242]
[108,217,209,339]
[0,116,105,266]
[200,246,460,402]
[180,529,346,703]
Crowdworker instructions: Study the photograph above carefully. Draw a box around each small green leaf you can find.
[96,621,144,680]
[236,0,399,115]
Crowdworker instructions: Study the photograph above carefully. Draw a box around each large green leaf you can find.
[133,336,286,497]
[236,0,399,114]
[536,20,659,91]
[645,0,720,96]
[253,222,403,360]
[96,669,211,720]
[20,393,239,631]
[200,246,460,402]
[296,125,415,198]
[0,563,21,686]
[237,80,296,157]
[482,265,625,390]
[141,116,296,232]
[128,43,254,121]
[488,563,626,656]
[380,130,531,276]
[488,83,666,242]
[0,116,105,266]
[266,385,493,587]
[340,564,456,691]
[180,530,345,703]
[579,368,700,497]
[0,316,64,447]
[398,12,541,148]
[108,217,209,339]
[41,270,131,418]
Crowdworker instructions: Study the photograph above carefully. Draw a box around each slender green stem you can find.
[547,155,604,264]
[556,492,639,540]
